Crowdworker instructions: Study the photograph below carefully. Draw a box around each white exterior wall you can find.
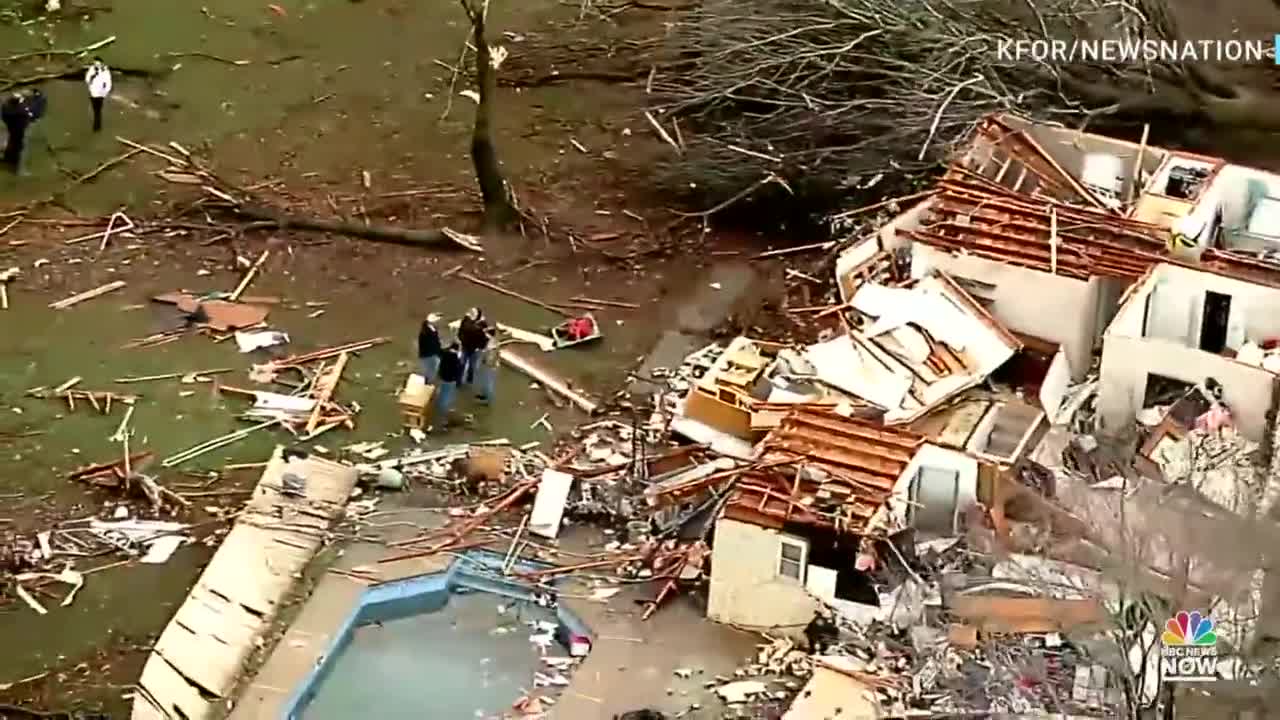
[1098,334,1276,440]
[1098,263,1280,441]
[707,518,819,632]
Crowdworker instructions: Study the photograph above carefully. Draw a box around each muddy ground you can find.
[0,1,813,715]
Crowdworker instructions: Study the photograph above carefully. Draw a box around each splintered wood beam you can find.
[305,352,347,433]
[49,281,125,309]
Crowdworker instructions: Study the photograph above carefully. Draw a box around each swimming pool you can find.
[284,551,592,720]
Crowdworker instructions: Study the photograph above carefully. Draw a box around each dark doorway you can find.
[1199,291,1232,353]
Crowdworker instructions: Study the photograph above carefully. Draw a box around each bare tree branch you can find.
[650,0,1280,221]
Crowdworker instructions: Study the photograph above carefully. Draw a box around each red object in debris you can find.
[567,316,594,340]
[1263,338,1280,350]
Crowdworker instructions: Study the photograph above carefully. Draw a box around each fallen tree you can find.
[118,137,484,251]
[651,0,1280,224]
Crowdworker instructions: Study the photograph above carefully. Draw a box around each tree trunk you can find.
[231,204,471,249]
[468,2,517,230]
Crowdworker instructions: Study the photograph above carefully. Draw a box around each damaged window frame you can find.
[778,535,808,582]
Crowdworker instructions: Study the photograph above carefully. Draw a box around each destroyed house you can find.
[837,112,1280,415]
[706,410,989,632]
[675,336,849,442]
[806,270,1022,426]
[1099,262,1280,440]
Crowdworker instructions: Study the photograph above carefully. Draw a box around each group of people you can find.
[2,57,111,174]
[417,307,498,428]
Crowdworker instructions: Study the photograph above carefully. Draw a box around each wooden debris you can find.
[380,479,539,563]
[261,337,389,371]
[72,450,189,510]
[49,280,126,309]
[114,368,232,383]
[161,419,280,467]
[28,387,136,412]
[459,272,572,317]
[229,250,268,301]
[498,347,599,414]
[569,295,637,309]
[70,452,154,484]
[641,542,707,620]
[305,352,348,433]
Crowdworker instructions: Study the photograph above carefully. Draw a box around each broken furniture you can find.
[681,336,783,439]
[26,386,137,414]
[398,373,434,430]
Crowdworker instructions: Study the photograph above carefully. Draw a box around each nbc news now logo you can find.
[1161,610,1218,682]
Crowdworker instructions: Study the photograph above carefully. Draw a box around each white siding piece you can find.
[131,449,358,720]
[529,469,574,539]
[805,565,838,604]
[1039,348,1072,423]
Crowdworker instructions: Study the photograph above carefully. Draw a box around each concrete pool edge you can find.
[230,549,592,720]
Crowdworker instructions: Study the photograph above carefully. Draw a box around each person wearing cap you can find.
[417,313,443,383]
[85,57,111,132]
[458,307,492,386]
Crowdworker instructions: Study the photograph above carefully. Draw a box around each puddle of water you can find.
[303,590,557,720]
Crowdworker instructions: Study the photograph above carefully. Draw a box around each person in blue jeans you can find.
[431,342,463,430]
[474,344,498,404]
[458,307,491,386]
[417,312,442,383]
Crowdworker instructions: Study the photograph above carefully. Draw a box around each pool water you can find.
[302,589,559,720]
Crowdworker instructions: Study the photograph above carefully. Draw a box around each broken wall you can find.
[835,235,882,301]
[1198,163,1280,237]
[911,245,1102,379]
[707,518,819,632]
[1097,334,1276,440]
[834,200,932,302]
[884,444,979,536]
[1138,264,1280,349]
[1001,114,1165,201]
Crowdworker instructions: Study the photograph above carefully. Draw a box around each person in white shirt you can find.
[84,58,111,132]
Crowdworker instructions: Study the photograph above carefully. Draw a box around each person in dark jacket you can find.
[1,92,30,174]
[432,342,463,429]
[25,88,46,123]
[458,307,491,385]
[417,312,443,383]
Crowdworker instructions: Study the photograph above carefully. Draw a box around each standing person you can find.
[417,312,443,383]
[474,343,499,404]
[25,88,46,124]
[431,342,463,430]
[84,57,111,132]
[1,92,30,174]
[458,307,490,386]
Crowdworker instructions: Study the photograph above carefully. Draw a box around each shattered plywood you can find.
[782,658,883,719]
[805,271,1021,424]
[154,291,270,332]
[130,449,358,720]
